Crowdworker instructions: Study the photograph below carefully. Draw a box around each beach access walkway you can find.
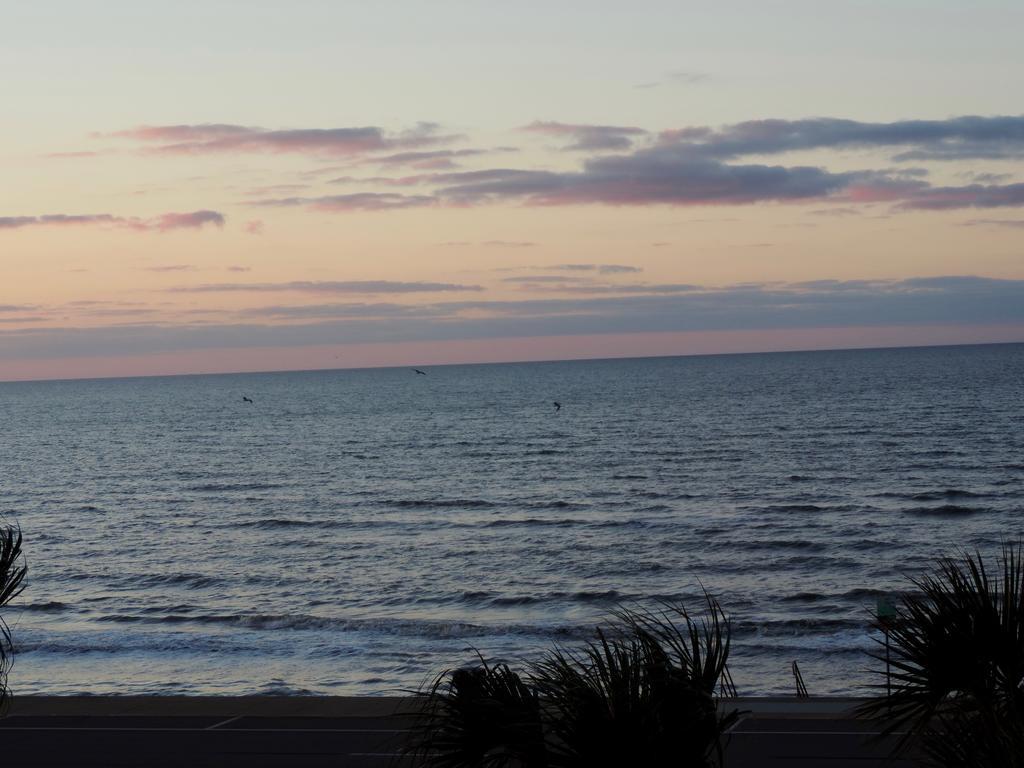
[0,696,919,767]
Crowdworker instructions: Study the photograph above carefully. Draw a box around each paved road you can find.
[728,717,917,767]
[0,714,404,766]
[0,714,919,767]
[0,697,919,766]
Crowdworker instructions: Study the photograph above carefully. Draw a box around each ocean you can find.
[1,343,1022,696]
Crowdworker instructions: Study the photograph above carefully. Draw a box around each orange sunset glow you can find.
[3,2,1023,380]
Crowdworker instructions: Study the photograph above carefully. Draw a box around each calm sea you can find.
[1,344,1022,696]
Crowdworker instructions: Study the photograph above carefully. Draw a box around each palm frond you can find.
[857,543,1024,765]
[406,655,546,768]
[407,599,738,767]
[410,601,736,767]
[0,522,28,712]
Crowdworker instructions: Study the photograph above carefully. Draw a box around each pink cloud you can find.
[113,122,457,156]
[255,193,435,212]
[896,183,1024,210]
[165,280,481,294]
[0,210,225,232]
[809,207,862,217]
[365,148,495,169]
[143,264,196,272]
[409,158,460,170]
[0,214,119,229]
[523,121,647,151]
[117,124,253,142]
[244,220,265,235]
[840,179,928,203]
[327,175,429,187]
[148,210,226,231]
[433,161,852,208]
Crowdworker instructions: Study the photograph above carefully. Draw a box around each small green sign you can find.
[877,596,898,622]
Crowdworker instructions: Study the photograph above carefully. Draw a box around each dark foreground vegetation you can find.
[0,522,27,712]
[859,544,1024,767]
[407,598,739,767]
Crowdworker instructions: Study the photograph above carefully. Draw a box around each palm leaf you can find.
[406,655,546,767]
[408,599,738,767]
[0,522,28,712]
[857,543,1024,766]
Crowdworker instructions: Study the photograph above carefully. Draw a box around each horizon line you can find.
[2,338,1020,386]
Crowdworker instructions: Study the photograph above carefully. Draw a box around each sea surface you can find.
[1,344,1022,697]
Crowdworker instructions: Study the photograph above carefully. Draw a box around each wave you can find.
[735,540,827,552]
[91,612,591,640]
[21,613,877,661]
[731,628,872,655]
[15,631,265,656]
[56,570,302,589]
[482,517,650,530]
[233,518,343,530]
[733,617,867,635]
[526,500,590,510]
[388,499,502,509]
[485,590,622,607]
[910,489,985,500]
[781,587,892,603]
[136,573,224,589]
[223,515,654,532]
[17,601,69,613]
[749,504,827,513]
[188,482,287,492]
[630,490,670,500]
[483,517,578,528]
[25,533,64,543]
[771,554,860,568]
[33,609,876,659]
[903,504,988,517]
[873,488,989,501]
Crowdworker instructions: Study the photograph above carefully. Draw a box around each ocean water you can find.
[1,343,1022,697]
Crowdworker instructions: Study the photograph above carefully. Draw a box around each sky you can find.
[2,0,1024,381]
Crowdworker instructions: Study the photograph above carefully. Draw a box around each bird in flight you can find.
[413,369,427,375]
[242,396,254,403]
[553,401,561,412]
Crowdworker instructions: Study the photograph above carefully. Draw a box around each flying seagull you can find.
[413,369,427,375]
[242,396,254,403]
[553,401,561,412]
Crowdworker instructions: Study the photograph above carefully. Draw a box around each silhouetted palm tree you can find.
[409,597,738,767]
[411,657,546,767]
[0,523,27,711]
[859,544,1024,767]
